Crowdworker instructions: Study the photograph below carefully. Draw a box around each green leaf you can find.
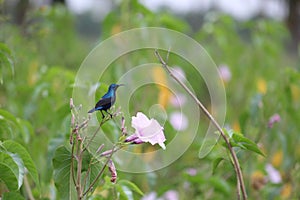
[0,109,22,138]
[118,180,144,196]
[115,184,129,200]
[0,42,14,84]
[159,13,190,33]
[0,109,19,126]
[0,152,20,190]
[222,128,233,138]
[212,157,225,175]
[52,146,76,200]
[209,176,231,195]
[8,153,25,189]
[231,133,265,156]
[2,191,25,200]
[2,140,40,189]
[16,119,34,144]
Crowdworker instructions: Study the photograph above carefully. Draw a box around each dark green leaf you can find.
[0,110,25,140]
[52,146,76,200]
[0,109,19,126]
[0,42,14,84]
[209,176,231,195]
[115,184,129,200]
[0,152,20,190]
[2,191,25,200]
[2,140,40,189]
[232,133,265,156]
[212,157,225,174]
[118,180,144,196]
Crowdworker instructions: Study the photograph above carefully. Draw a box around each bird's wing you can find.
[95,97,112,109]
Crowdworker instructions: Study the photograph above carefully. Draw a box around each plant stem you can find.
[76,140,83,200]
[71,140,76,186]
[24,174,35,200]
[82,116,111,152]
[82,145,116,196]
[155,49,247,200]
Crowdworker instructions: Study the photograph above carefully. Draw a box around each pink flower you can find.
[268,113,281,128]
[108,159,117,183]
[218,64,232,82]
[185,168,197,176]
[125,112,166,150]
[163,190,179,200]
[141,192,157,200]
[170,93,187,107]
[170,112,188,131]
[265,164,281,184]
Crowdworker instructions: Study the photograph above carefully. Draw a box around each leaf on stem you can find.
[230,132,265,157]
[2,140,40,190]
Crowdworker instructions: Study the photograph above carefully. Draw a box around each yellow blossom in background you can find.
[111,24,122,35]
[152,66,172,108]
[142,146,157,162]
[257,78,267,94]
[232,120,241,132]
[251,170,266,190]
[93,186,108,198]
[290,84,300,102]
[28,61,39,86]
[133,145,142,154]
[281,183,292,199]
[271,150,283,168]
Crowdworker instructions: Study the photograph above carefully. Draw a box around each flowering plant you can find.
[64,98,166,200]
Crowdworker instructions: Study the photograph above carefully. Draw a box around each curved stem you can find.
[155,49,247,200]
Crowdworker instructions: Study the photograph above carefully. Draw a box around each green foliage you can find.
[0,1,299,199]
[0,42,14,84]
[52,146,76,200]
[2,140,40,189]
[2,191,25,200]
[0,151,22,191]
[117,180,144,196]
[0,140,39,195]
[223,129,265,156]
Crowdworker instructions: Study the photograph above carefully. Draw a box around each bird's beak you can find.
[117,84,125,88]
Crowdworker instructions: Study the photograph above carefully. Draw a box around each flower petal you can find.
[131,112,166,149]
[137,120,166,149]
[132,112,151,130]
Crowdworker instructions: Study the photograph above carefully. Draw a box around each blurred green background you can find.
[0,0,300,199]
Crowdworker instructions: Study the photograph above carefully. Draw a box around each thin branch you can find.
[82,145,117,196]
[155,49,247,200]
[82,162,92,192]
[24,174,35,200]
[70,140,76,186]
[76,140,83,200]
[82,113,117,152]
[82,117,108,152]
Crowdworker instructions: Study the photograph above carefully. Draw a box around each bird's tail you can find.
[88,108,96,113]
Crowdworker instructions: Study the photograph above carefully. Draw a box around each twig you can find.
[154,49,247,200]
[82,117,107,152]
[82,145,117,196]
[76,140,83,199]
[70,140,76,186]
[82,162,92,192]
[83,113,117,152]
